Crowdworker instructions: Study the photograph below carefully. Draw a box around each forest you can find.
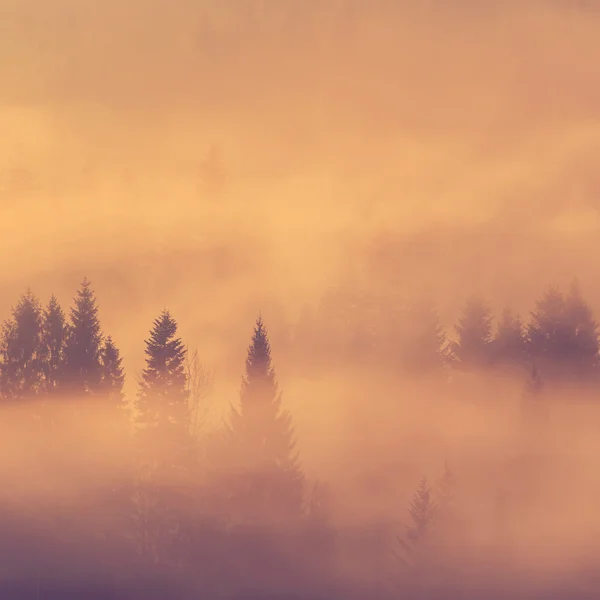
[1,275,599,599]
[3,1,600,598]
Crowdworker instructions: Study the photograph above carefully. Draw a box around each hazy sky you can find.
[1,0,600,381]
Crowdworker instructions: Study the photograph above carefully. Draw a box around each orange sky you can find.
[1,0,600,384]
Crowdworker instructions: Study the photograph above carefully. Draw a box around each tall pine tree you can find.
[41,294,67,395]
[99,335,126,406]
[227,315,304,524]
[527,282,599,381]
[135,310,189,466]
[0,289,45,400]
[63,278,104,396]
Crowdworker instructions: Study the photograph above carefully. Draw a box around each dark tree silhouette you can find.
[99,336,126,407]
[527,282,599,380]
[226,315,304,524]
[41,295,67,395]
[135,310,189,464]
[492,307,527,370]
[0,290,45,400]
[63,278,103,396]
[452,295,494,369]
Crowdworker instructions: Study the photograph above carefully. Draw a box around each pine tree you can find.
[227,315,304,523]
[41,295,67,394]
[527,286,568,366]
[397,477,437,571]
[527,282,599,380]
[492,307,527,369]
[63,278,104,396]
[99,336,125,406]
[452,295,494,369]
[0,289,45,399]
[135,310,189,464]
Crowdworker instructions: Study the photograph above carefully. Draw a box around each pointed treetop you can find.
[245,314,273,380]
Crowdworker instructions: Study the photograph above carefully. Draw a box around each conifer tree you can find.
[63,278,104,396]
[99,336,126,406]
[527,282,599,380]
[0,290,45,399]
[135,310,189,464]
[452,295,494,369]
[41,295,67,394]
[227,315,304,523]
[397,477,437,571]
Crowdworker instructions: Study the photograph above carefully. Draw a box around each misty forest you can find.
[4,1,600,599]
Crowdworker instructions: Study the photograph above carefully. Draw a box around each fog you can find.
[1,1,600,597]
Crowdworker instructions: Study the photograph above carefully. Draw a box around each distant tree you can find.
[397,477,437,571]
[99,336,126,407]
[226,315,304,524]
[135,310,190,467]
[63,278,104,396]
[403,297,449,378]
[492,307,527,369]
[527,282,599,380]
[452,295,494,369]
[0,290,45,400]
[41,295,67,394]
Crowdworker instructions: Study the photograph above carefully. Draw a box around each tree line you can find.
[295,279,599,385]
[0,276,596,596]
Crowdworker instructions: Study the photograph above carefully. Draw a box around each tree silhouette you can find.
[226,315,304,524]
[99,336,126,407]
[41,295,67,395]
[452,295,494,369]
[0,290,45,400]
[527,282,599,380]
[135,310,189,466]
[397,477,437,571]
[63,278,104,396]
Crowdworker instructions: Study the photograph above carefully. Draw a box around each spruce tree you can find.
[0,290,45,400]
[397,477,437,571]
[227,315,304,523]
[41,295,67,394]
[63,278,104,396]
[527,282,599,380]
[135,310,189,464]
[99,336,126,406]
[452,295,494,369]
